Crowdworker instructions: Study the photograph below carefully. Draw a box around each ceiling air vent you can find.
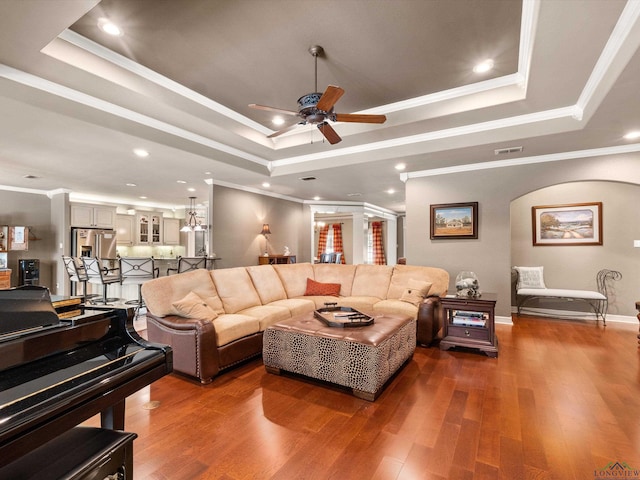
[299,176,316,181]
[494,146,523,155]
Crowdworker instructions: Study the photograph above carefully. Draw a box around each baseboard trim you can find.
[510,306,637,324]
[495,315,513,325]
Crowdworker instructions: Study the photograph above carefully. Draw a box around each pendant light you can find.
[181,197,204,232]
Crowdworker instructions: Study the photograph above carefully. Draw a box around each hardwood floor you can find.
[85,315,640,479]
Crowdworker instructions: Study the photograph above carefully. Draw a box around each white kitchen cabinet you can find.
[70,204,116,229]
[116,215,135,245]
[163,218,181,245]
[136,213,162,245]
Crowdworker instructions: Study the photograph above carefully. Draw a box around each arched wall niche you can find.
[510,180,640,317]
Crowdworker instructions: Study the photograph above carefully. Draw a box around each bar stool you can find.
[119,257,158,307]
[62,255,89,299]
[167,256,207,275]
[82,257,121,305]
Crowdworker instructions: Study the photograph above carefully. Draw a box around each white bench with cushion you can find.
[513,266,622,324]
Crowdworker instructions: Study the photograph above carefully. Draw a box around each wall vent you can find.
[494,146,523,155]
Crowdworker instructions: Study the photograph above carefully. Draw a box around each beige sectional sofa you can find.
[141,263,449,384]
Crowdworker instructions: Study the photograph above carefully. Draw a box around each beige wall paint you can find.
[0,190,58,290]
[510,181,639,317]
[211,186,308,268]
[405,153,640,318]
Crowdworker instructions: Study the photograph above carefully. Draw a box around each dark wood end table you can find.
[440,293,498,357]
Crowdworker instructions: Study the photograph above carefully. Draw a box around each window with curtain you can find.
[365,221,386,265]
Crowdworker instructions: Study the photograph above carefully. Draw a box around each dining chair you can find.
[319,253,335,263]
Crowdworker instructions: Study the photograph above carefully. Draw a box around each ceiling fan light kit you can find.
[249,45,386,144]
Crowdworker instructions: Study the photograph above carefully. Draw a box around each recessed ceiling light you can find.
[395,163,406,171]
[139,196,147,199]
[473,59,494,74]
[133,148,149,158]
[187,187,195,192]
[98,18,123,36]
[387,189,395,194]
[262,182,271,188]
[125,183,137,187]
[623,130,640,140]
[204,171,212,175]
[313,196,321,201]
[347,193,362,197]
[176,180,187,184]
[272,116,285,126]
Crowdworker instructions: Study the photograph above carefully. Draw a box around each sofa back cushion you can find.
[312,264,356,296]
[387,265,449,299]
[351,264,394,299]
[273,263,315,298]
[246,265,287,304]
[211,267,262,314]
[141,269,221,317]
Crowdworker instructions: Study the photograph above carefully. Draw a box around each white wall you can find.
[405,153,640,317]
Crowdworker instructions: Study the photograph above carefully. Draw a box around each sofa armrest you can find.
[416,295,443,346]
[145,312,220,384]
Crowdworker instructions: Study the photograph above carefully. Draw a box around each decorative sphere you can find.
[455,271,481,297]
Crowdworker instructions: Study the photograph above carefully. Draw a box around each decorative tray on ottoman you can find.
[313,303,374,328]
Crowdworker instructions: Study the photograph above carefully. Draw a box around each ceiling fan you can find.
[249,45,386,145]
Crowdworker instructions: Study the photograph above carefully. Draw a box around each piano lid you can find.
[0,286,62,336]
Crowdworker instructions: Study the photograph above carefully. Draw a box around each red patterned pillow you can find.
[304,278,341,296]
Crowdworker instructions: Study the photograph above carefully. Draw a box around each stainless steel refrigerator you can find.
[71,228,118,260]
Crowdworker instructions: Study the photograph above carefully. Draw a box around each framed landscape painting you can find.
[532,202,602,246]
[430,202,478,239]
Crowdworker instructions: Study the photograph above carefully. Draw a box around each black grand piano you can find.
[0,286,172,477]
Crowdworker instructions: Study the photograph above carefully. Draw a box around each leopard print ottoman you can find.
[263,312,416,401]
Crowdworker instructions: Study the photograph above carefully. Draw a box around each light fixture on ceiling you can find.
[395,163,406,171]
[133,148,149,158]
[181,196,204,232]
[272,116,285,126]
[473,59,494,74]
[98,18,123,36]
[262,182,271,188]
[260,224,272,256]
[624,130,640,140]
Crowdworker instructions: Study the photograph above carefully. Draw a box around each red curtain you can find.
[372,221,386,265]
[333,223,346,264]
[317,224,330,259]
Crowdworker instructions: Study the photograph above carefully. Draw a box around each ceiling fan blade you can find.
[248,104,298,116]
[267,122,304,139]
[316,85,345,112]
[335,113,387,124]
[317,122,342,144]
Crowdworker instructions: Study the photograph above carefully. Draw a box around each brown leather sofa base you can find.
[263,312,416,401]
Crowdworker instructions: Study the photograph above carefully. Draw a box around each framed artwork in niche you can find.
[532,202,602,246]
[430,202,478,240]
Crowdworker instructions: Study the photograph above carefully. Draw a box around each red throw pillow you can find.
[304,278,341,296]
